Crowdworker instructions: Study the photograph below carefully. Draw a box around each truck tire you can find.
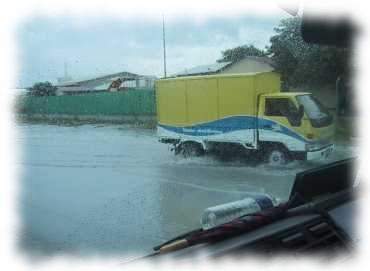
[264,146,289,166]
[177,142,205,158]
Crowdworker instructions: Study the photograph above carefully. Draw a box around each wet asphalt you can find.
[17,123,356,260]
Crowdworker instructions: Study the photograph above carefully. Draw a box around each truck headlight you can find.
[305,139,331,151]
[305,142,321,151]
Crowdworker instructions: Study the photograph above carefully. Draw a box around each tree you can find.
[28,81,57,96]
[268,17,351,87]
[217,44,266,63]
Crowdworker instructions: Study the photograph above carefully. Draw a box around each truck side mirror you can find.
[287,104,304,127]
[298,104,305,120]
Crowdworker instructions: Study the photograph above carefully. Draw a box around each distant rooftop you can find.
[172,62,232,77]
[54,71,157,94]
[242,56,275,67]
[172,56,275,77]
[56,71,139,87]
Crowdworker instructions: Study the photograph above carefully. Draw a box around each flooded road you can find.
[17,123,356,259]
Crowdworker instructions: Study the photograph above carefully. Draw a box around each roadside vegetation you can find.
[218,17,351,89]
[27,81,57,96]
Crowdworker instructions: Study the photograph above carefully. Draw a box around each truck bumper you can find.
[306,144,335,161]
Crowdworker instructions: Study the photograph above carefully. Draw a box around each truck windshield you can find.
[296,94,331,120]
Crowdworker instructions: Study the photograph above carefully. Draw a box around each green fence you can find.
[18,88,156,116]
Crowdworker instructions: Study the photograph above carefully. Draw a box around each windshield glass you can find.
[15,6,356,260]
[296,94,331,120]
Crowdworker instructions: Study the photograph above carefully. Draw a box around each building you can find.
[55,71,156,95]
[173,56,275,77]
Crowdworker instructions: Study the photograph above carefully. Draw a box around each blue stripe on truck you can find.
[158,115,309,143]
[258,118,309,143]
[158,116,255,136]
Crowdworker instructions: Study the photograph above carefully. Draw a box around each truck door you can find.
[258,96,305,144]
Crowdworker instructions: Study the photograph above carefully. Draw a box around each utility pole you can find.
[162,15,167,78]
[64,61,68,78]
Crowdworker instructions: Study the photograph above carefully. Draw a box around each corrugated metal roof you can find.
[172,56,275,77]
[172,62,231,77]
[241,56,275,66]
[56,71,139,87]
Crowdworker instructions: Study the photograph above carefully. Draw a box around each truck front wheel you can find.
[264,146,289,166]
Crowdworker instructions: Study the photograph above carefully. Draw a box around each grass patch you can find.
[17,114,157,129]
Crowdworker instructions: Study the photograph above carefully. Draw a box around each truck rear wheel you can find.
[176,142,205,157]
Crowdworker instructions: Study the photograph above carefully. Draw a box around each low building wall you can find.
[16,88,156,126]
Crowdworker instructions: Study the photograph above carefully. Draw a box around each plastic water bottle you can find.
[200,194,277,230]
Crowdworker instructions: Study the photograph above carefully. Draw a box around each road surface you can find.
[17,123,356,259]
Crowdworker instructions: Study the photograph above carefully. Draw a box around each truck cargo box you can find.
[155,72,281,145]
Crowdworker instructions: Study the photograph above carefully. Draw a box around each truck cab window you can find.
[265,98,297,117]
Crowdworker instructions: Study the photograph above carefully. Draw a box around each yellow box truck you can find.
[155,72,334,165]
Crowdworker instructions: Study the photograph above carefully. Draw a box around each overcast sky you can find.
[16,12,288,87]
